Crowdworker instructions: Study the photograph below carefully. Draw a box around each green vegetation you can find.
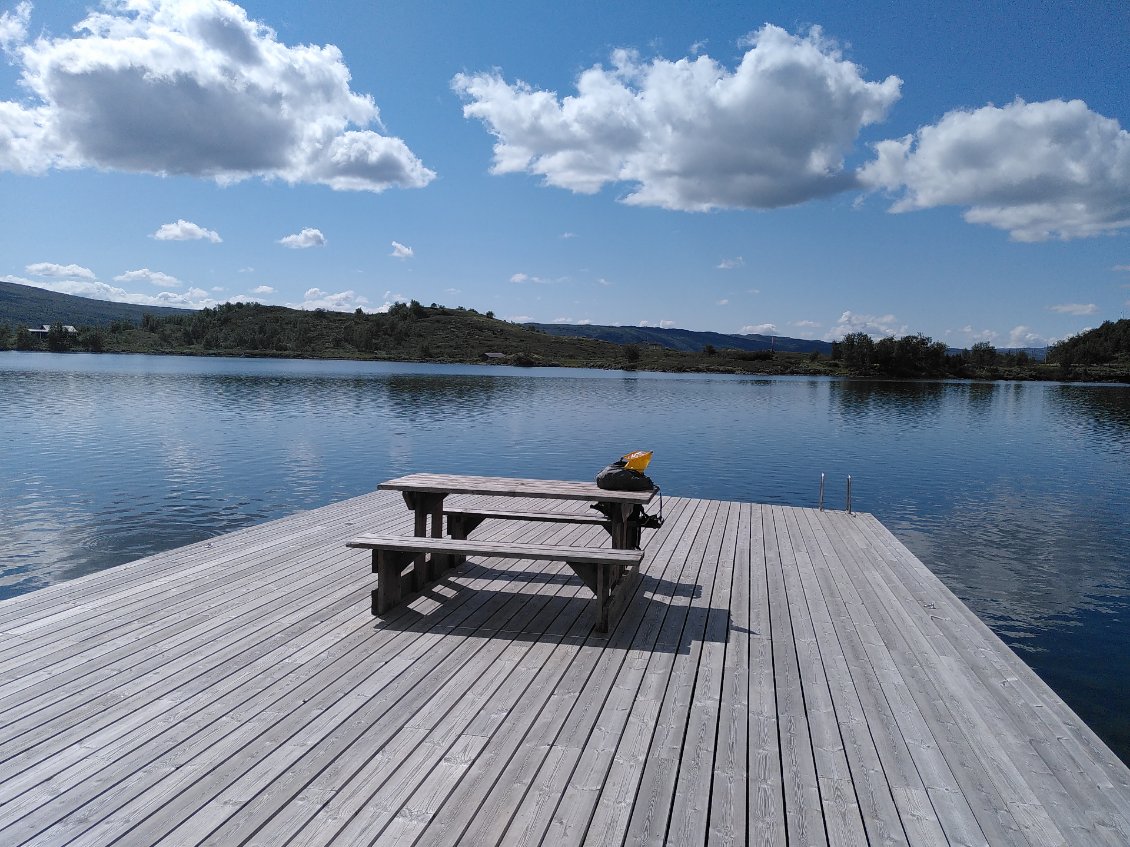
[830,332,1065,380]
[1046,319,1130,380]
[0,300,841,375]
[4,281,1127,383]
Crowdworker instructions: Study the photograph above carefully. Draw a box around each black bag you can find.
[596,460,654,492]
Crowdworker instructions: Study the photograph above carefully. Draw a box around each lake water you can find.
[2,352,1129,763]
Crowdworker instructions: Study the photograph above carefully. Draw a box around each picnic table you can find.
[349,473,659,632]
[378,472,657,549]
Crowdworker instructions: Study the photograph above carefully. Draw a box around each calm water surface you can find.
[3,352,1129,762]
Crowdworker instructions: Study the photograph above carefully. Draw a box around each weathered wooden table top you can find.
[378,472,657,505]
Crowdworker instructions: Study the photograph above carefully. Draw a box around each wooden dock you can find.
[1,490,1128,846]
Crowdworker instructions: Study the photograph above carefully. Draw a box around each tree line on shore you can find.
[2,303,1128,382]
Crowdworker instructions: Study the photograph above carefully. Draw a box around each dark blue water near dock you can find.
[2,352,1129,762]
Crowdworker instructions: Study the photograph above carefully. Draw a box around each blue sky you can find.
[1,0,1127,347]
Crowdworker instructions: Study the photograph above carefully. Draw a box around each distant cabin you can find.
[27,324,77,335]
[482,352,506,359]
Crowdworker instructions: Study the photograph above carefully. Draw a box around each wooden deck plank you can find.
[818,511,1058,847]
[176,567,586,847]
[775,506,870,847]
[665,499,741,846]
[129,514,591,847]
[601,498,729,847]
[0,493,398,674]
[0,526,381,739]
[843,513,1130,846]
[0,491,400,627]
[1,551,538,846]
[747,502,787,847]
[0,490,1127,847]
[788,506,940,847]
[764,505,829,847]
[0,539,361,731]
[208,520,604,847]
[805,510,1000,847]
[464,497,718,847]
[832,511,1090,847]
[413,497,704,847]
[856,515,1130,820]
[707,499,752,847]
[0,504,566,844]
[541,497,730,847]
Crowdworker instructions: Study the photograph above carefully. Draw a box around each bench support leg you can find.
[596,563,609,633]
[372,549,413,615]
[447,513,486,568]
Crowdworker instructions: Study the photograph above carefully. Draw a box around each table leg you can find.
[403,491,447,589]
[606,502,643,550]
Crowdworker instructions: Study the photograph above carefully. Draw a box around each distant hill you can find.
[527,323,834,355]
[1048,319,1130,365]
[0,279,193,328]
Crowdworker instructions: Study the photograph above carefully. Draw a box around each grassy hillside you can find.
[0,297,838,375]
[0,279,192,327]
[0,280,1112,380]
[1048,319,1130,367]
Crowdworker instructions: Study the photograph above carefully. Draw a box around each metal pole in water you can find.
[846,475,853,514]
[818,472,825,511]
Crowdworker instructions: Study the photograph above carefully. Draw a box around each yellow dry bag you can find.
[621,450,653,472]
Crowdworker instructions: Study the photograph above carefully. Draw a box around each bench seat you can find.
[347,534,643,632]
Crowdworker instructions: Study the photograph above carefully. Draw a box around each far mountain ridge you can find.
[0,279,192,328]
[527,322,834,355]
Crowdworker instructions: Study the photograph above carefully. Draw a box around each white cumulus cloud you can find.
[0,1,30,54]
[717,257,744,270]
[390,240,413,259]
[741,323,778,335]
[454,24,900,211]
[251,285,274,294]
[0,1,434,193]
[279,227,326,249]
[510,272,550,284]
[153,220,222,242]
[26,261,94,279]
[290,287,368,311]
[862,98,1130,241]
[953,325,999,344]
[1048,303,1097,315]
[114,268,181,288]
[824,310,906,341]
[1007,326,1048,348]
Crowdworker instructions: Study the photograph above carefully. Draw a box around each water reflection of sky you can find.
[2,353,1128,760]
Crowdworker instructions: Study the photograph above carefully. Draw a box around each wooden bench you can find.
[347,534,643,632]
